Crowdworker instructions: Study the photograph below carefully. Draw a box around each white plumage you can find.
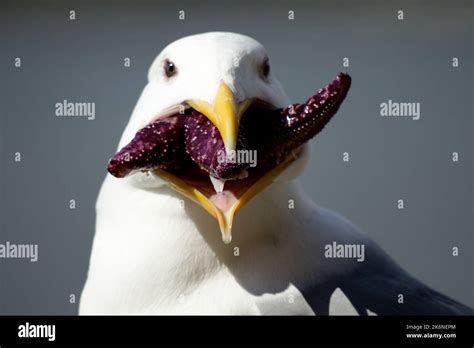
[79,32,472,315]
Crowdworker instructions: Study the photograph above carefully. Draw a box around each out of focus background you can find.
[1,0,472,313]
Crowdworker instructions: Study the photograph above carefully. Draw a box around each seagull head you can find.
[112,32,351,243]
[138,32,291,147]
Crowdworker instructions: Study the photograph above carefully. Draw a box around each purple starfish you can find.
[107,73,351,180]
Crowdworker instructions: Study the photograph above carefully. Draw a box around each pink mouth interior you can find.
[166,161,273,212]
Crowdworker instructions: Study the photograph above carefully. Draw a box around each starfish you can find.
[108,73,351,183]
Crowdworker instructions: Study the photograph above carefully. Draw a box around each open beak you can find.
[153,81,291,243]
[108,74,351,244]
[154,81,261,243]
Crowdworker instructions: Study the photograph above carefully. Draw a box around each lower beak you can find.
[154,158,296,244]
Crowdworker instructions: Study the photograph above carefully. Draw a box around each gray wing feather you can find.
[301,240,473,315]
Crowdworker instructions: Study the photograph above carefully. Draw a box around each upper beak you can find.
[182,81,253,242]
[186,81,252,152]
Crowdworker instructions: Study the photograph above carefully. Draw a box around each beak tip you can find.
[220,222,233,244]
[222,234,232,244]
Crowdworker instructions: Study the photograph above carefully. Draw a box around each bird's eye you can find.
[164,60,177,78]
[260,58,270,80]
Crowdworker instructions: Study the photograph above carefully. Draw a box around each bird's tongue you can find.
[107,73,351,210]
[176,173,252,212]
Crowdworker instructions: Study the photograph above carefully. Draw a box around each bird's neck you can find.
[92,175,324,308]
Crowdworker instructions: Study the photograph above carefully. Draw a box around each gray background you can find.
[0,0,472,314]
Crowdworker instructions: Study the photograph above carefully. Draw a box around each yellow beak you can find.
[153,81,298,244]
[186,81,251,151]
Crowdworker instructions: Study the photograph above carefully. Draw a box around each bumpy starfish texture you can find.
[107,73,351,180]
[243,72,351,168]
[184,110,249,180]
[107,115,188,178]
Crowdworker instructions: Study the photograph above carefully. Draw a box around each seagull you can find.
[80,32,472,315]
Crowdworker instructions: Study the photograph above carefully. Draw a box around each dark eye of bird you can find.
[164,60,177,78]
[261,59,270,79]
